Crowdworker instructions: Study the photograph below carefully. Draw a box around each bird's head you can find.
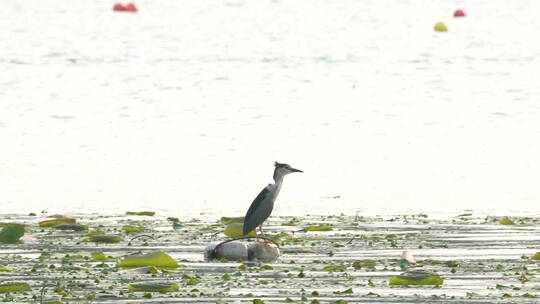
[274,161,303,175]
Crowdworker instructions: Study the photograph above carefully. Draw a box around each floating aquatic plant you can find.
[123,226,145,233]
[0,283,31,293]
[220,216,244,224]
[84,234,122,243]
[306,225,333,232]
[323,265,347,272]
[0,224,25,244]
[389,271,444,286]
[224,222,256,237]
[1,212,539,303]
[128,282,179,292]
[90,252,108,260]
[39,218,76,227]
[118,251,180,269]
[499,218,516,225]
[54,223,88,231]
[126,211,155,216]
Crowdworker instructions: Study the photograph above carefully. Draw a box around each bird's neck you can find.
[273,169,285,186]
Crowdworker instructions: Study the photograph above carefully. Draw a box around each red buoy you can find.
[454,9,466,17]
[113,3,127,11]
[125,3,138,12]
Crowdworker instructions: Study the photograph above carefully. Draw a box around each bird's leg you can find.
[258,225,265,238]
[258,225,273,243]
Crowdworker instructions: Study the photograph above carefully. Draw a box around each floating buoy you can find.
[205,241,249,260]
[205,239,281,261]
[125,3,138,12]
[434,21,448,32]
[454,9,466,17]
[113,3,137,12]
[113,3,127,11]
[248,242,280,261]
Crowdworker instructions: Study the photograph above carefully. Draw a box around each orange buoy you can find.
[125,3,138,12]
[454,9,466,17]
[113,3,127,11]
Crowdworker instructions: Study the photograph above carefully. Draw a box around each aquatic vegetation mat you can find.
[1,212,540,303]
[0,224,25,244]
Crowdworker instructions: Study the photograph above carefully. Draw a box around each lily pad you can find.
[224,222,256,237]
[84,235,122,243]
[0,224,25,244]
[220,216,244,224]
[0,282,31,293]
[532,252,540,260]
[91,252,108,260]
[499,218,516,225]
[128,282,179,293]
[55,223,88,231]
[389,271,444,285]
[323,265,347,272]
[126,211,155,216]
[123,226,145,233]
[0,266,12,272]
[306,226,333,232]
[39,218,76,227]
[118,251,180,269]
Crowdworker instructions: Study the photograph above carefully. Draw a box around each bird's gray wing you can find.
[243,185,271,235]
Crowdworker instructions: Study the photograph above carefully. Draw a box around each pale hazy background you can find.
[1,0,539,218]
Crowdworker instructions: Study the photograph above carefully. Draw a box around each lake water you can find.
[2,0,540,218]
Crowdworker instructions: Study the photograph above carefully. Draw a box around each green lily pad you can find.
[0,282,31,293]
[445,261,459,267]
[91,252,108,260]
[389,271,444,285]
[499,218,516,225]
[84,235,122,243]
[128,282,179,293]
[0,266,12,272]
[532,252,540,260]
[123,226,145,233]
[118,251,180,269]
[55,223,88,231]
[334,288,353,294]
[0,224,25,244]
[39,218,76,227]
[323,265,347,272]
[220,216,244,224]
[224,222,256,237]
[306,226,333,232]
[126,211,155,216]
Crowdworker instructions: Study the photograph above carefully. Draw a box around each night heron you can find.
[243,162,303,236]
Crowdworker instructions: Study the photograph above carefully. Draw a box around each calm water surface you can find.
[1,0,540,217]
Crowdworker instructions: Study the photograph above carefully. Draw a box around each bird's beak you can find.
[291,167,303,173]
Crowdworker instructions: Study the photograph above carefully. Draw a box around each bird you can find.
[243,162,303,237]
